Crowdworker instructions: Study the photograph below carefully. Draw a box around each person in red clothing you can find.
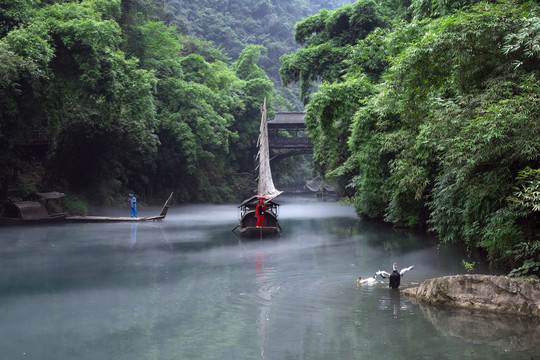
[255,197,266,227]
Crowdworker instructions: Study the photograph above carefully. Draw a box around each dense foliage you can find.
[3,0,539,275]
[0,0,281,203]
[282,0,540,275]
[164,0,356,109]
[280,0,393,102]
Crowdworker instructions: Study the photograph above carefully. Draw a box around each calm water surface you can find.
[0,196,538,360]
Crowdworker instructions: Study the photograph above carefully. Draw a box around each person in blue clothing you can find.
[129,193,137,217]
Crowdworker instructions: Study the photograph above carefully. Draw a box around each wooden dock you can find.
[65,215,165,222]
[66,192,173,223]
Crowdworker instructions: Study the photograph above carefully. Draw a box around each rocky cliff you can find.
[401,274,540,317]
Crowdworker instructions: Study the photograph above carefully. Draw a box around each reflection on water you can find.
[130,223,137,249]
[0,196,537,360]
[378,290,413,319]
[416,301,540,354]
[253,251,279,360]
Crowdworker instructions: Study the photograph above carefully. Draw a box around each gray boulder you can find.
[401,274,540,317]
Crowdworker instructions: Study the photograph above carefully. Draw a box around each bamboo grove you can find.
[1,0,294,204]
[280,0,540,275]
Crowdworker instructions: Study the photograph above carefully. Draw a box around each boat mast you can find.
[256,98,282,199]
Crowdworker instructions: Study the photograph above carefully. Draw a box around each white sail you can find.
[257,98,282,199]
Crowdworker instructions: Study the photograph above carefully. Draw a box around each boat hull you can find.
[0,214,66,225]
[240,226,280,237]
[237,210,280,238]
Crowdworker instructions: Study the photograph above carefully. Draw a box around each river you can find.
[0,196,538,359]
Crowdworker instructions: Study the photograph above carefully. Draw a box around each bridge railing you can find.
[269,136,312,149]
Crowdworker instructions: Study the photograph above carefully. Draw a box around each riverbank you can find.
[401,274,540,317]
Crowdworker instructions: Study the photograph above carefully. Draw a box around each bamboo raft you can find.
[66,192,173,223]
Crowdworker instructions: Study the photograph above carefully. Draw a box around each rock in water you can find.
[401,274,540,317]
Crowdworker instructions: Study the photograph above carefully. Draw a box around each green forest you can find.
[1,0,347,206]
[281,0,540,276]
[1,0,539,276]
[0,0,317,205]
[164,0,354,109]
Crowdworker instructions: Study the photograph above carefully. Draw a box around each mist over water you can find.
[0,196,537,359]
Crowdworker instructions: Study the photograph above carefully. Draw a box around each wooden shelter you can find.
[0,200,66,224]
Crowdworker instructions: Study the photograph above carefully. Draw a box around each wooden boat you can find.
[234,98,282,237]
[66,192,173,223]
[0,192,67,225]
[236,195,281,237]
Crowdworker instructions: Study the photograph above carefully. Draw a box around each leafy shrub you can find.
[508,240,540,278]
[64,195,88,216]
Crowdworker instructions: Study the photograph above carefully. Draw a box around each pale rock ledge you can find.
[401,274,540,317]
